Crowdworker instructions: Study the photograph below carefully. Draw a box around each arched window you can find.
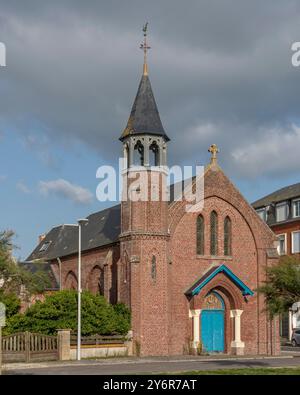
[124,143,130,169]
[151,255,156,281]
[224,216,232,256]
[210,211,218,256]
[123,252,129,284]
[197,214,205,255]
[149,141,159,166]
[87,266,105,295]
[133,140,144,166]
[65,271,78,290]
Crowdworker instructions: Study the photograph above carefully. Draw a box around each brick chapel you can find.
[27,31,281,357]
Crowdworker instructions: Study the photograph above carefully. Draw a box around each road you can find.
[4,354,300,375]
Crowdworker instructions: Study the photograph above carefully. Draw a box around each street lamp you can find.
[77,218,88,361]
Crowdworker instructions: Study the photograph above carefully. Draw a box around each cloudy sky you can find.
[0,0,300,259]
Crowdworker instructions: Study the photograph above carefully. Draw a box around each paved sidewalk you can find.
[2,353,296,371]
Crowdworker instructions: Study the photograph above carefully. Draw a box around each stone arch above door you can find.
[187,265,252,355]
[186,264,253,311]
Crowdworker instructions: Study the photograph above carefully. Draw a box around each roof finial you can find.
[208,144,219,165]
[140,22,151,76]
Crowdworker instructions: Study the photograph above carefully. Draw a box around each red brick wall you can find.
[118,165,280,356]
[119,169,170,356]
[166,165,280,356]
[50,244,119,304]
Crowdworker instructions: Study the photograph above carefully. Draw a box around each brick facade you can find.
[41,161,281,357]
[116,162,281,356]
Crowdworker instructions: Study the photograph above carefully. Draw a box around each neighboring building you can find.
[252,183,300,257]
[253,184,300,340]
[26,36,280,357]
[18,261,59,312]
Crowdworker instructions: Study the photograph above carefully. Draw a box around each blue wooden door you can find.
[201,310,224,352]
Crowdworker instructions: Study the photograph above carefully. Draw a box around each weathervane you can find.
[140,22,151,76]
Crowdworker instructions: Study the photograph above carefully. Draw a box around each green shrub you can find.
[5,290,131,336]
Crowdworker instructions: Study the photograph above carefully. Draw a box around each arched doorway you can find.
[201,292,225,353]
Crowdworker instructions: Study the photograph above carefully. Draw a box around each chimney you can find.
[39,234,46,243]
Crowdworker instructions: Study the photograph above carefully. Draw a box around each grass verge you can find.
[170,367,300,375]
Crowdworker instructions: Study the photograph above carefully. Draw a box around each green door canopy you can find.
[185,264,254,297]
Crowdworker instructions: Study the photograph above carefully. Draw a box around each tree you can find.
[258,256,300,317]
[5,290,131,336]
[0,230,51,295]
[0,290,20,318]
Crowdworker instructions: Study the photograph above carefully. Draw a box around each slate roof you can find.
[26,205,121,262]
[120,75,170,141]
[252,182,300,209]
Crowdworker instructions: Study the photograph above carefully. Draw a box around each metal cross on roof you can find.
[140,22,151,76]
[208,144,220,164]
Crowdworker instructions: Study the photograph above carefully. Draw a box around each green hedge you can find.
[4,290,131,336]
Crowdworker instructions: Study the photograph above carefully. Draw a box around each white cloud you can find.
[231,123,300,177]
[39,178,93,205]
[0,175,7,182]
[16,181,31,194]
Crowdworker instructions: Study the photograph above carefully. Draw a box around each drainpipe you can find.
[57,257,62,291]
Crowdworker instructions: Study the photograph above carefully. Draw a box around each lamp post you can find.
[77,218,88,361]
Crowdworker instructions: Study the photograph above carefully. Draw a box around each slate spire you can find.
[119,24,170,142]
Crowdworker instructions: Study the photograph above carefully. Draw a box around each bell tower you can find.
[118,24,170,356]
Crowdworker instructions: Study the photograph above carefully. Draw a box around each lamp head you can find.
[77,218,89,225]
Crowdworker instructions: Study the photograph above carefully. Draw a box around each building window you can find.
[292,231,300,254]
[39,241,51,252]
[149,141,160,166]
[197,215,205,255]
[276,202,288,222]
[210,211,218,256]
[277,234,286,256]
[133,140,144,166]
[151,256,157,281]
[224,216,232,256]
[256,208,266,222]
[293,200,300,218]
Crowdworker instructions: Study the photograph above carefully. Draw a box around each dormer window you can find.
[292,199,300,218]
[256,208,266,222]
[276,202,288,222]
[39,241,51,252]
